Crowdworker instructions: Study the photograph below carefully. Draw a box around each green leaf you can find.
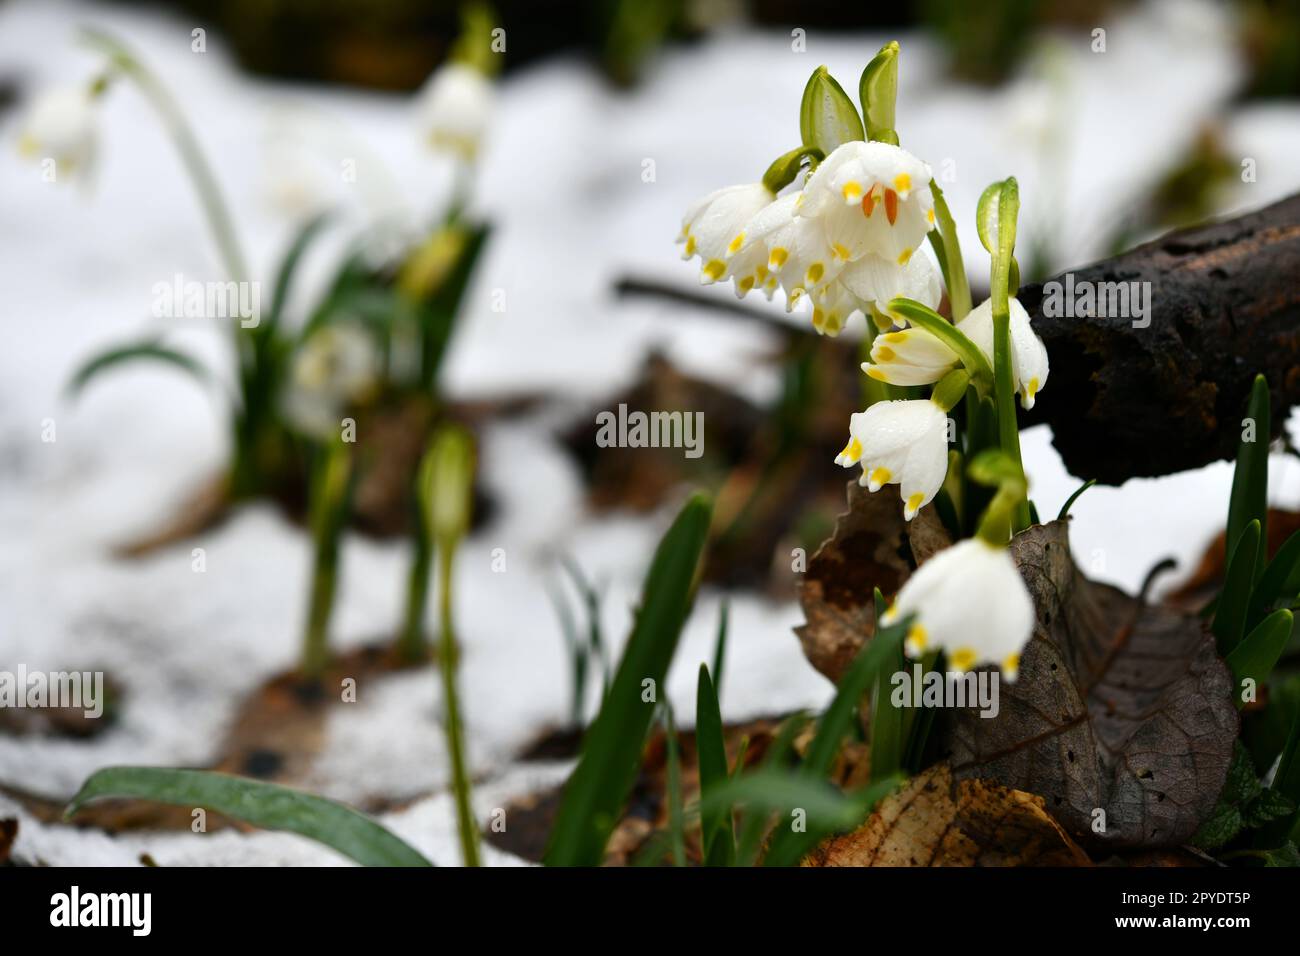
[733,712,810,866]
[1226,608,1292,707]
[543,493,712,866]
[66,767,431,866]
[858,41,899,144]
[696,665,734,866]
[1256,710,1300,848]
[1245,788,1295,827]
[1263,842,1300,866]
[1247,529,1300,631]
[1192,801,1245,851]
[761,145,823,194]
[712,599,729,703]
[762,774,902,867]
[1227,374,1270,581]
[869,642,905,784]
[1215,520,1262,655]
[1057,478,1096,521]
[886,297,994,387]
[799,66,864,156]
[662,704,687,867]
[801,601,909,779]
[66,341,209,400]
[267,211,332,333]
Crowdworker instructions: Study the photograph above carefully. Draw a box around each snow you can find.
[1,0,1298,865]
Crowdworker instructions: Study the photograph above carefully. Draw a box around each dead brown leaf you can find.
[804,763,1090,866]
[948,520,1238,848]
[795,480,951,683]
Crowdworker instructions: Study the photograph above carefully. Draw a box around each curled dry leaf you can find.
[804,763,1091,866]
[796,480,950,683]
[948,520,1238,848]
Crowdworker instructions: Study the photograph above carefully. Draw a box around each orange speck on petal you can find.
[884,189,899,226]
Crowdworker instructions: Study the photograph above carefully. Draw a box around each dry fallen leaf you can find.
[804,763,1091,866]
[796,480,950,683]
[948,520,1238,848]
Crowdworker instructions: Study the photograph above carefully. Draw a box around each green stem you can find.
[437,537,480,867]
[399,526,434,663]
[990,179,1029,532]
[81,28,249,287]
[301,443,351,678]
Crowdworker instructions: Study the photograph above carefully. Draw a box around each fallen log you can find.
[1020,193,1300,484]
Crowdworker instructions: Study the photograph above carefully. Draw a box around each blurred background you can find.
[1,0,1299,865]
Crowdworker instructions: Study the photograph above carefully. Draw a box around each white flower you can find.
[678,182,775,290]
[834,398,948,519]
[799,141,936,267]
[18,87,97,181]
[882,538,1034,680]
[955,296,1050,409]
[862,294,1049,407]
[282,323,380,438]
[838,251,943,330]
[416,62,494,160]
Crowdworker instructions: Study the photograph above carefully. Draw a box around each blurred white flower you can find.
[282,323,380,439]
[882,537,1034,681]
[955,296,1050,408]
[834,398,948,520]
[416,62,494,160]
[18,87,97,181]
[678,182,775,289]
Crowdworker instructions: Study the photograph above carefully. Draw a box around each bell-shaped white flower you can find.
[834,398,948,520]
[865,326,958,386]
[679,182,775,289]
[733,191,839,308]
[881,538,1034,681]
[838,251,942,330]
[799,141,936,267]
[282,322,380,438]
[18,87,97,181]
[956,296,1050,409]
[416,62,494,160]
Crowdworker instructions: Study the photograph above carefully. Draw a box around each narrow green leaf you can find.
[1256,710,1300,848]
[712,599,729,702]
[802,591,908,779]
[869,643,904,784]
[1226,609,1293,708]
[543,493,712,866]
[1057,478,1096,521]
[733,712,810,866]
[799,66,864,155]
[1247,529,1300,631]
[886,297,994,386]
[1227,374,1270,581]
[696,664,734,866]
[66,767,431,866]
[662,704,687,867]
[267,211,332,331]
[1215,520,1262,655]
[66,341,208,399]
[858,41,899,144]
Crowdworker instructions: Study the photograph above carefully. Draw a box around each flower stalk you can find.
[301,439,352,679]
[423,425,480,866]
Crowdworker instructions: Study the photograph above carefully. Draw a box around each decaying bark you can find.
[1021,193,1300,484]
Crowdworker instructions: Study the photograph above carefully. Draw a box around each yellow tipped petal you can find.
[702,259,726,282]
[893,172,912,195]
[842,181,864,203]
[904,491,925,519]
[897,248,913,266]
[727,232,746,255]
[949,647,977,672]
[805,261,825,285]
[768,247,789,270]
[838,436,863,464]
